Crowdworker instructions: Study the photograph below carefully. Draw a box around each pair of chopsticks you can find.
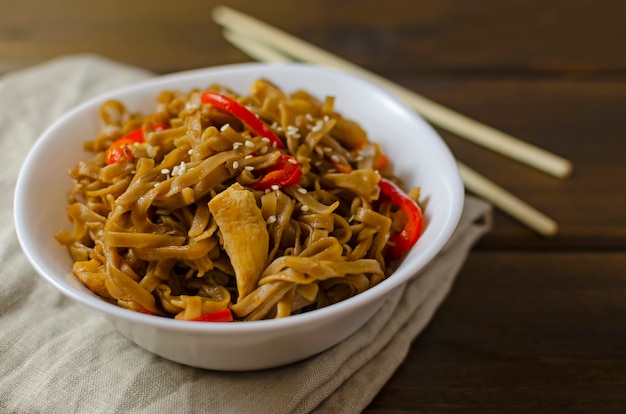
[211,5,571,237]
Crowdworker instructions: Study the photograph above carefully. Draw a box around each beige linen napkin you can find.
[0,55,491,414]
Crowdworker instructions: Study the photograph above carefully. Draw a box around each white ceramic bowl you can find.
[14,63,464,371]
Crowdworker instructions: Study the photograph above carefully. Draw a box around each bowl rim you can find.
[14,61,464,334]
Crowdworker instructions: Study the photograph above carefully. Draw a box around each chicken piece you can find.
[208,183,269,301]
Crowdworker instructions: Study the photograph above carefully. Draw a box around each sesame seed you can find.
[311,120,324,132]
[261,137,271,143]
[305,113,314,122]
[323,147,333,153]
[323,115,330,122]
[172,162,187,176]
[146,145,158,158]
[220,123,230,132]
[245,154,253,159]
[189,93,201,106]
[233,142,242,149]
[261,146,268,154]
[188,149,194,155]
[244,166,254,171]
[349,214,355,222]
[272,142,278,148]
[271,185,280,191]
[331,155,341,163]
[232,161,239,169]
[161,168,170,175]
[185,101,199,111]
[266,215,277,224]
[101,124,119,136]
[286,125,300,139]
[297,188,308,194]
[245,140,255,148]
[301,205,310,212]
[288,158,298,165]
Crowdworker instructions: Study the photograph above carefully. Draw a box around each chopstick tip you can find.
[211,5,230,23]
[540,220,559,237]
[558,160,574,179]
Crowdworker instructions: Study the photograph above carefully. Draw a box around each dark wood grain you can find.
[365,252,626,413]
[2,0,626,75]
[2,0,625,412]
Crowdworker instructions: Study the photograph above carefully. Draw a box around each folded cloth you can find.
[0,55,492,414]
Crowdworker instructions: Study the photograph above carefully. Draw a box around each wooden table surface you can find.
[3,1,625,412]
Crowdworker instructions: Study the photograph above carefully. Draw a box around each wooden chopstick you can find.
[212,6,573,180]
[457,163,558,236]
[218,27,559,237]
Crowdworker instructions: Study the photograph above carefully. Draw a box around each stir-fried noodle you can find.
[56,79,422,321]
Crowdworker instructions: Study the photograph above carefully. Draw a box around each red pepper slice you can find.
[378,177,423,259]
[127,299,157,315]
[327,155,353,174]
[138,307,156,316]
[250,154,302,190]
[373,153,389,171]
[105,137,140,164]
[200,91,284,149]
[105,124,168,164]
[191,308,234,322]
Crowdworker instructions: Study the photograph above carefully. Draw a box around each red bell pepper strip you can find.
[105,133,143,165]
[250,154,302,190]
[191,308,234,322]
[127,298,157,315]
[200,91,284,149]
[105,124,168,165]
[138,307,156,316]
[327,155,353,174]
[378,177,423,259]
[373,153,389,171]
